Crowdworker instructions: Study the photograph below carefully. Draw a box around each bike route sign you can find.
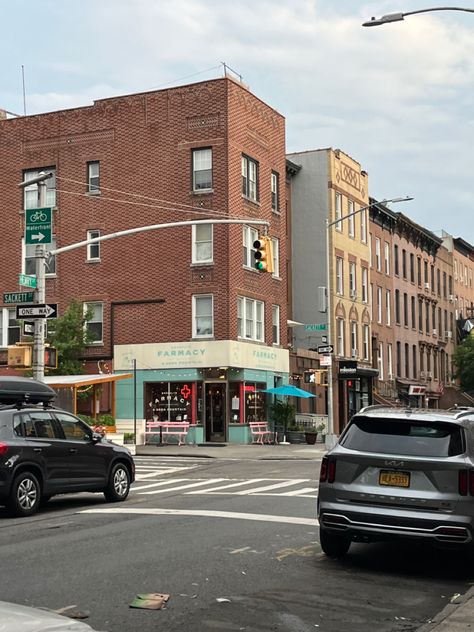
[25,207,52,245]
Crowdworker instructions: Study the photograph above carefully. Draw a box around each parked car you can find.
[0,376,135,517]
[317,405,474,557]
[0,600,98,630]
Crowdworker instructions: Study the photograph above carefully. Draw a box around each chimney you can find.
[0,109,7,120]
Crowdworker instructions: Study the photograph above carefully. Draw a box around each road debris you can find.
[130,593,170,610]
[216,597,232,603]
[450,593,462,603]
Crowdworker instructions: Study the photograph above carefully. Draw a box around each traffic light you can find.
[304,371,316,384]
[44,347,58,369]
[315,370,329,386]
[253,236,274,273]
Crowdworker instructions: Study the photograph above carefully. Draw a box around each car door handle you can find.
[69,448,78,454]
[33,448,42,453]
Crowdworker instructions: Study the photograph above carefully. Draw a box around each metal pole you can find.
[133,358,137,444]
[325,218,337,449]
[32,182,46,382]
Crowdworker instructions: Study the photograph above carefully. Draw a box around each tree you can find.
[453,334,474,394]
[46,300,94,375]
[270,398,296,438]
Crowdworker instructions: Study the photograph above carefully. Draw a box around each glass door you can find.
[205,383,226,442]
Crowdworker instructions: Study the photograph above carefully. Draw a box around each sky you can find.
[2,0,474,242]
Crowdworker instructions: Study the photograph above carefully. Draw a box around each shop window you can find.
[146,382,194,423]
[244,383,266,423]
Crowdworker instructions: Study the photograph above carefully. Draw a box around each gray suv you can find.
[317,405,474,557]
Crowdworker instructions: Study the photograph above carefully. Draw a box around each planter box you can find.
[287,430,306,444]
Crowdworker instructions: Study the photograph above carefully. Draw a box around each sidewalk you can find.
[417,586,474,631]
[135,442,327,460]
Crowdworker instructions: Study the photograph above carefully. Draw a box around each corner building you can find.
[0,78,288,443]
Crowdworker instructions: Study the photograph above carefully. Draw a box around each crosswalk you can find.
[133,456,204,481]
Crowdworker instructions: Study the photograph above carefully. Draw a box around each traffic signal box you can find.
[253,236,274,273]
[7,344,57,369]
[303,370,328,386]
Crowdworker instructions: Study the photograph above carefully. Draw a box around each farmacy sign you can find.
[114,340,289,373]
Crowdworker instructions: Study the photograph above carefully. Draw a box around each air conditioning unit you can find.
[350,289,357,300]
[446,330,453,339]
[351,348,358,358]
[424,283,430,290]
[449,295,455,303]
[432,328,437,336]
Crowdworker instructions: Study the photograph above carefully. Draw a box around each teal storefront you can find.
[114,341,289,444]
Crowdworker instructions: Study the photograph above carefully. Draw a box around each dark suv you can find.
[0,376,135,517]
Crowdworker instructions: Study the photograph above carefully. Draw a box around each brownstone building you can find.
[0,77,289,443]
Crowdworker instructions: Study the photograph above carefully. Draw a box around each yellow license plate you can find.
[379,470,410,488]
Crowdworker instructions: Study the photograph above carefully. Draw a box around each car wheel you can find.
[319,528,351,558]
[104,463,130,502]
[6,472,41,517]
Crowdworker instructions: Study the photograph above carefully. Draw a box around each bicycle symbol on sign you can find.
[29,210,48,222]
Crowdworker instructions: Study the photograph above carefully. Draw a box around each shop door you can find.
[205,383,226,442]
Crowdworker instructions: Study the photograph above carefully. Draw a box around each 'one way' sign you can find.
[16,303,58,319]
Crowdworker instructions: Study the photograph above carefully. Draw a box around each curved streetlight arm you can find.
[363,7,474,27]
[327,196,413,228]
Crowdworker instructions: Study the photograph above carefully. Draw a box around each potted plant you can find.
[304,427,318,445]
[287,423,306,444]
[124,432,135,444]
[270,399,296,443]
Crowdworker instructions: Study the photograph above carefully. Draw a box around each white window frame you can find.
[360,208,367,243]
[363,324,370,361]
[271,237,280,278]
[87,161,100,194]
[242,154,258,202]
[349,262,356,298]
[386,289,391,326]
[387,343,393,379]
[336,318,345,357]
[192,148,213,192]
[1,308,21,347]
[377,286,382,324]
[83,302,103,344]
[192,223,213,264]
[22,237,57,277]
[272,304,280,346]
[336,257,344,295]
[348,200,355,238]
[271,171,279,212]
[361,267,368,303]
[384,242,390,275]
[378,341,384,381]
[23,167,56,209]
[192,294,214,338]
[243,226,259,269]
[237,296,264,342]
[375,238,381,272]
[87,229,100,261]
[350,321,358,358]
[335,192,342,232]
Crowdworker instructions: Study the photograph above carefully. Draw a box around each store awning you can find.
[43,373,133,417]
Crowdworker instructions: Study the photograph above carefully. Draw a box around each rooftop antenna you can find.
[21,65,27,115]
[221,62,243,83]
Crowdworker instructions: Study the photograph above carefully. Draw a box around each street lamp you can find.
[363,6,474,27]
[324,195,413,449]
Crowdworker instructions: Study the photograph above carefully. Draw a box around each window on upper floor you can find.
[192,223,213,264]
[271,171,279,212]
[243,225,259,269]
[237,296,264,342]
[0,308,20,347]
[336,318,345,357]
[360,208,367,243]
[23,237,56,276]
[192,148,212,192]
[384,242,390,275]
[402,249,407,278]
[375,238,381,271]
[84,302,103,344]
[242,154,259,202]
[272,305,280,345]
[394,244,399,276]
[87,229,100,261]
[335,192,343,232]
[349,262,356,298]
[363,324,370,361]
[192,294,214,338]
[23,167,56,209]
[271,237,280,278]
[336,257,344,295]
[348,200,355,238]
[87,161,100,194]
[361,267,368,303]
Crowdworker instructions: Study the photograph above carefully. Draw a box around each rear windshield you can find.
[340,417,465,457]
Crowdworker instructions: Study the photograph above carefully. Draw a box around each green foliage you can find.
[97,414,116,427]
[124,432,135,441]
[46,300,94,375]
[453,335,474,393]
[78,414,96,426]
[270,399,296,434]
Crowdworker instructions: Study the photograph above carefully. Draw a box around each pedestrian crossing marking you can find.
[139,478,227,495]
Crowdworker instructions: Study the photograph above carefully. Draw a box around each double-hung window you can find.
[87,230,100,261]
[384,242,390,275]
[87,161,100,194]
[335,192,342,231]
[23,236,56,276]
[242,155,259,202]
[363,324,370,361]
[237,296,264,342]
[272,305,280,345]
[336,257,344,295]
[192,294,213,338]
[375,238,381,271]
[360,208,367,243]
[192,224,213,264]
[348,200,355,238]
[336,318,345,357]
[84,302,103,344]
[271,172,279,212]
[361,268,368,303]
[23,167,56,209]
[192,148,212,191]
[271,237,280,277]
[243,226,258,268]
[0,309,20,347]
[349,262,356,298]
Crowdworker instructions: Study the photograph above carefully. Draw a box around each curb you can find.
[416,586,474,631]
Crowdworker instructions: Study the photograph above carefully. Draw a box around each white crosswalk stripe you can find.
[133,457,204,481]
[132,477,318,498]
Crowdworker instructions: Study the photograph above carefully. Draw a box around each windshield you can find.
[340,417,465,457]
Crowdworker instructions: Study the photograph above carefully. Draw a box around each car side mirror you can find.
[90,432,102,443]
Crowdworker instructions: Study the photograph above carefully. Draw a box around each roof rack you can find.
[0,376,56,406]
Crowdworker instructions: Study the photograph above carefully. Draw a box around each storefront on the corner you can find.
[337,360,378,432]
[114,340,289,444]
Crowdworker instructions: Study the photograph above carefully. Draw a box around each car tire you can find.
[104,463,130,503]
[319,528,351,558]
[6,471,41,517]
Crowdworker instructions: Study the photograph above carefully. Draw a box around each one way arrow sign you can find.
[16,303,58,319]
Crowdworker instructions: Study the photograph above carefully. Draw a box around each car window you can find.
[341,417,465,457]
[27,411,59,439]
[54,412,91,440]
[13,413,31,437]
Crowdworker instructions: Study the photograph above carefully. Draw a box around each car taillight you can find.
[0,442,8,456]
[459,470,469,496]
[320,456,336,483]
[319,456,328,482]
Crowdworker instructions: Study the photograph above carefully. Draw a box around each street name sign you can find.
[3,292,35,304]
[16,303,58,319]
[18,274,37,289]
[25,207,53,245]
[317,345,334,354]
[305,323,328,332]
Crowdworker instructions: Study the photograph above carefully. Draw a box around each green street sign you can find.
[18,274,37,289]
[25,207,52,245]
[3,292,35,305]
[305,323,328,332]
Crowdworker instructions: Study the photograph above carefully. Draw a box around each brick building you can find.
[0,77,289,443]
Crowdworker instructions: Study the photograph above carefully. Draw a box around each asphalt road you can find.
[0,455,471,632]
